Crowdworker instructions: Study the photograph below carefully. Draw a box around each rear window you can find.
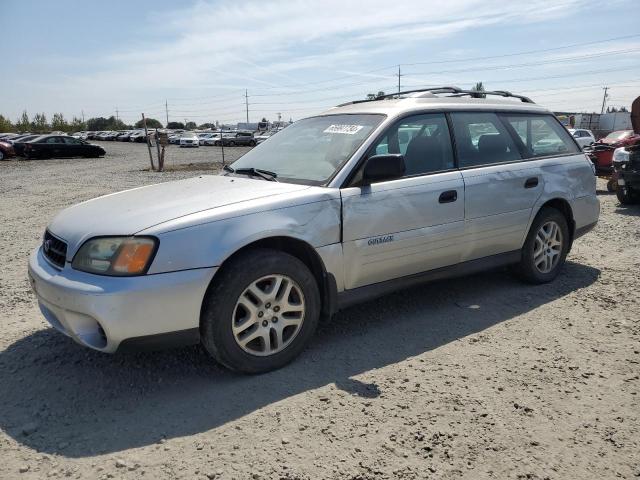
[501,114,579,158]
[449,112,521,168]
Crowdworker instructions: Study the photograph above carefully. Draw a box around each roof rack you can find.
[337,86,534,106]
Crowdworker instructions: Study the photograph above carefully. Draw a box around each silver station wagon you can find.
[28,87,600,373]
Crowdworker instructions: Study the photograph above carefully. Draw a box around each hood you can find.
[48,175,309,252]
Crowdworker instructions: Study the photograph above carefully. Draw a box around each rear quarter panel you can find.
[525,153,598,241]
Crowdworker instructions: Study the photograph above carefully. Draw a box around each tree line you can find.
[0,111,231,134]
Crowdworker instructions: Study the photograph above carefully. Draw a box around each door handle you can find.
[438,190,457,203]
[524,177,539,188]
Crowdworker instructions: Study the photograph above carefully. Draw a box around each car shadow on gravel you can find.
[0,261,599,458]
[614,204,640,216]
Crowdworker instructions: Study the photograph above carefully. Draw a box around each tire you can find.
[616,185,635,204]
[513,207,570,284]
[200,248,320,374]
[249,140,256,147]
[228,141,235,146]
[0,150,4,161]
[214,141,221,146]
[607,178,616,192]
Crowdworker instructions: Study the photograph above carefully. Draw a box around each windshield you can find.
[229,114,384,185]
[605,130,632,140]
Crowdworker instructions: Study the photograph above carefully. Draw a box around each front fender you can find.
[144,197,342,274]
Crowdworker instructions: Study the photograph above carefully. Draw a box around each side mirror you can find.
[362,154,405,185]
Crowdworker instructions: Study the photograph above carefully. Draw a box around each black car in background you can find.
[23,135,106,159]
[11,134,45,156]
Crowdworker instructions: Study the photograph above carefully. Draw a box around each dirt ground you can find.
[0,142,638,480]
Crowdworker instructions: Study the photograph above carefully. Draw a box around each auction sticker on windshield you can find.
[324,124,364,135]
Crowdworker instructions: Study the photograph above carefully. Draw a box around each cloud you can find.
[4,0,602,121]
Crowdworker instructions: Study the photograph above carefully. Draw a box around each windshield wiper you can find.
[225,166,278,182]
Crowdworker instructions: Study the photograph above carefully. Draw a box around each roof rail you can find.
[337,86,534,106]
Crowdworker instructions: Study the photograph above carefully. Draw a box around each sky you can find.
[2,0,639,126]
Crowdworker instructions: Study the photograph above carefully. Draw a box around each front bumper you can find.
[28,247,216,353]
[619,170,640,188]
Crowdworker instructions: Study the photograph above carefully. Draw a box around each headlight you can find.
[72,236,157,276]
[613,147,630,164]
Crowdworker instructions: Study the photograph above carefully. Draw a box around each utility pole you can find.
[116,107,119,122]
[81,110,85,123]
[397,65,402,95]
[165,99,169,126]
[600,86,609,114]
[244,89,249,124]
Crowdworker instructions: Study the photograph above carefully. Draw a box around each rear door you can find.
[449,112,543,262]
[341,113,465,289]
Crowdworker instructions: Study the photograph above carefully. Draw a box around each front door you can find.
[341,113,465,289]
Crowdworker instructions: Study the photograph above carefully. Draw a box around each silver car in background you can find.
[28,87,599,373]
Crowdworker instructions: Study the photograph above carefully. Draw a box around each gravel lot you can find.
[0,142,639,479]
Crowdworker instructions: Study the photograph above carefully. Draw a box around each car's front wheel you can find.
[513,207,570,284]
[201,248,320,373]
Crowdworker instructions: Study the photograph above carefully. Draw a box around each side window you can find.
[369,113,454,177]
[449,112,521,168]
[62,137,80,145]
[501,114,580,158]
[46,137,61,144]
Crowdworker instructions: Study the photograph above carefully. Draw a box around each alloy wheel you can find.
[533,221,563,274]
[232,274,305,356]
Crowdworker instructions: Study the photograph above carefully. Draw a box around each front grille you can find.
[43,230,67,269]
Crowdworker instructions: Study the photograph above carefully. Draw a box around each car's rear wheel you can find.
[513,207,569,284]
[201,248,320,373]
[616,185,636,204]
[228,141,235,146]
[0,150,4,161]
[214,141,221,146]
[606,178,617,192]
[249,140,256,147]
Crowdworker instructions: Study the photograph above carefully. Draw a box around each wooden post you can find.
[142,113,155,171]
[220,130,225,166]
[155,127,162,171]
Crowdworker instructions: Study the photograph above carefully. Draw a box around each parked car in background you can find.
[613,143,640,204]
[0,133,20,141]
[72,132,88,141]
[214,131,256,147]
[23,135,105,159]
[202,134,221,146]
[104,131,120,141]
[0,139,16,160]
[12,135,45,156]
[129,130,151,143]
[179,132,200,147]
[28,87,599,373]
[198,133,216,145]
[255,131,277,144]
[568,128,595,149]
[116,131,132,141]
[168,133,181,144]
[7,133,35,144]
[585,129,640,190]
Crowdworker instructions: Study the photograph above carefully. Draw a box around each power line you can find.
[153,34,640,103]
